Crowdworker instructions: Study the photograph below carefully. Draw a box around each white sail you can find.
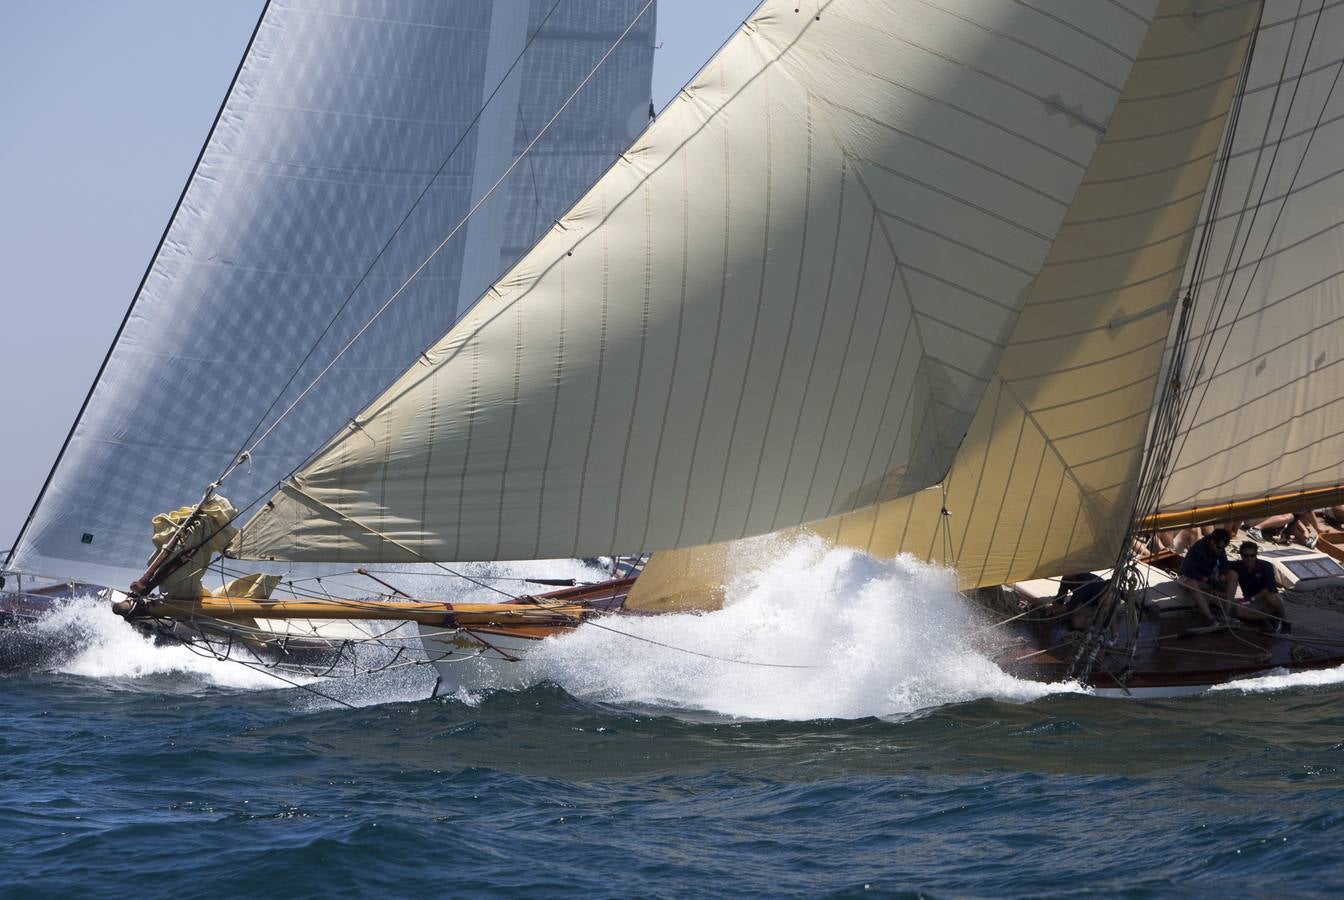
[7,1,655,586]
[1157,0,1344,516]
[628,0,1269,608]
[237,0,1157,564]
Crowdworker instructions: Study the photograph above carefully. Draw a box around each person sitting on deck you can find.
[1176,527,1235,625]
[1229,541,1291,634]
[1316,505,1344,529]
[1051,572,1108,631]
[1246,510,1320,548]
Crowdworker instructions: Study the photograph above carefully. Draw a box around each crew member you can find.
[1229,541,1290,633]
[1177,527,1235,625]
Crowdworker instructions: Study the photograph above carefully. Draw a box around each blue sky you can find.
[0,1,757,552]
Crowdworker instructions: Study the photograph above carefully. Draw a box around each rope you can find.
[218,0,657,485]
[580,619,815,669]
[175,636,358,709]
[219,1,568,479]
[125,0,658,595]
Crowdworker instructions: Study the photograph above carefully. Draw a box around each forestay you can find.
[238,0,1153,564]
[629,0,1266,610]
[8,1,655,586]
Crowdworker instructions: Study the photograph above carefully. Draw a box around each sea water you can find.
[4,543,1344,897]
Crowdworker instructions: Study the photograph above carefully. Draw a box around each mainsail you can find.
[1155,0,1344,518]
[628,0,1344,610]
[236,0,1157,564]
[6,0,656,586]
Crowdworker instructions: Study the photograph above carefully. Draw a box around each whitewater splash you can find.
[1212,664,1344,694]
[16,592,282,689]
[528,535,1079,719]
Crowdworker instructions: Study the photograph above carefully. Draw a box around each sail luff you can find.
[238,0,1160,564]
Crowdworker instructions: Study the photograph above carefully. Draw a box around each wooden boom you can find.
[124,576,638,628]
[1140,483,1344,531]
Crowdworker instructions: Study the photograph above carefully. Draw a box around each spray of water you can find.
[21,548,1340,713]
[1212,664,1344,694]
[528,535,1078,719]
[25,592,284,689]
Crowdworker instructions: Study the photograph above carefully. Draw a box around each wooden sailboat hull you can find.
[995,594,1344,697]
[134,572,1344,699]
[415,588,1344,700]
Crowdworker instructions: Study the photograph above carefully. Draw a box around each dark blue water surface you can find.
[4,665,1343,899]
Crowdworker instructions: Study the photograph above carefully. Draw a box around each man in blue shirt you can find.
[1229,541,1290,633]
[1177,528,1235,625]
[1051,571,1108,630]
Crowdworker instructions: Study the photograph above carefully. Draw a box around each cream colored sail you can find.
[237,0,1156,563]
[628,0,1265,610]
[1156,0,1344,519]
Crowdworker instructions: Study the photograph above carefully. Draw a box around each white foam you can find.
[528,535,1078,719]
[1211,663,1344,694]
[31,593,285,689]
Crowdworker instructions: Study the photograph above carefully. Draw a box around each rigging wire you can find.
[1074,3,1343,684]
[1164,5,1340,491]
[130,0,658,600]
[556,618,816,669]
[214,0,657,490]
[219,0,566,478]
[1,0,275,572]
[1072,4,1271,680]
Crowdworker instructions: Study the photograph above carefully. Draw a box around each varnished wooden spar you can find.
[120,577,638,629]
[1141,483,1344,532]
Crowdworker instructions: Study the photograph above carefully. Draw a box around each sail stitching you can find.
[709,71,772,541]
[1164,1,1338,502]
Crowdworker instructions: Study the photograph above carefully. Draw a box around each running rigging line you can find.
[220,0,566,478]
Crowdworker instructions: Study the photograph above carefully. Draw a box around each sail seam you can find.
[827,241,902,515]
[765,158,850,533]
[801,212,878,518]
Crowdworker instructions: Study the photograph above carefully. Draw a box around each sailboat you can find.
[13,0,1344,698]
[1,0,658,664]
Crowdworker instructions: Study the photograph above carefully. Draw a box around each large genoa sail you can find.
[7,0,656,586]
[236,0,1156,564]
[628,0,1319,609]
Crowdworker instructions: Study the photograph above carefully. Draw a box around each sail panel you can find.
[1158,0,1344,517]
[628,0,1262,609]
[9,1,656,584]
[237,0,1155,563]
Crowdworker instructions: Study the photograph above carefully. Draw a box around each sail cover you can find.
[236,0,1158,564]
[628,0,1268,608]
[1157,0,1344,517]
[8,1,656,585]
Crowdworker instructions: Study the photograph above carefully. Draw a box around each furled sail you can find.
[237,0,1156,564]
[7,1,656,586]
[628,0,1268,610]
[1155,0,1344,521]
